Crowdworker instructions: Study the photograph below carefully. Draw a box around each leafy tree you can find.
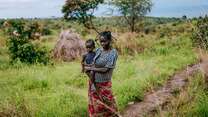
[5,20,49,64]
[182,15,187,20]
[111,0,153,32]
[62,0,104,33]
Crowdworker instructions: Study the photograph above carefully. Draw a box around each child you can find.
[81,39,96,89]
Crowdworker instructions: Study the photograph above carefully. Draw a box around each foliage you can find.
[182,15,187,20]
[3,19,52,38]
[5,20,49,64]
[0,19,5,28]
[110,0,153,32]
[41,26,52,35]
[114,32,149,55]
[62,0,104,32]
[192,16,208,50]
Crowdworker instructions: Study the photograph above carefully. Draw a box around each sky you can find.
[0,0,208,18]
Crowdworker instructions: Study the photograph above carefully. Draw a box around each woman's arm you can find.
[84,66,109,73]
[84,64,94,67]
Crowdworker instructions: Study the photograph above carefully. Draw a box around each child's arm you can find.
[81,54,86,73]
[89,70,95,83]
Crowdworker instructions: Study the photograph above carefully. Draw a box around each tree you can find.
[62,0,104,33]
[111,0,153,32]
[5,20,49,64]
[182,15,187,20]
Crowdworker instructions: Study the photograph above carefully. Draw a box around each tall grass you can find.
[156,72,208,117]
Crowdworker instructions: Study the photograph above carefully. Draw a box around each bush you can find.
[144,27,150,34]
[172,23,177,26]
[143,25,156,35]
[41,26,52,35]
[0,19,5,28]
[159,32,166,38]
[192,16,208,50]
[114,33,146,55]
[6,20,49,64]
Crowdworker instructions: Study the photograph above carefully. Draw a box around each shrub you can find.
[41,26,52,35]
[159,32,166,38]
[172,23,177,26]
[0,19,5,28]
[114,32,146,55]
[143,25,156,35]
[144,27,150,34]
[6,20,49,64]
[192,16,208,50]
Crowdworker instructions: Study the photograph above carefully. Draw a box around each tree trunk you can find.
[130,23,135,32]
[130,17,135,32]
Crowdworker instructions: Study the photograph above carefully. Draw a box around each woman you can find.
[84,31,119,117]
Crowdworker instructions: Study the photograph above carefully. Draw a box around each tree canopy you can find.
[62,0,104,32]
[111,0,153,32]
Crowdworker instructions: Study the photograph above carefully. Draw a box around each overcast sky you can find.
[0,0,208,18]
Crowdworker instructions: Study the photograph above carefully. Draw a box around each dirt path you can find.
[122,63,201,117]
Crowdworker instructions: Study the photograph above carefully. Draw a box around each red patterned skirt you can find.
[88,80,118,117]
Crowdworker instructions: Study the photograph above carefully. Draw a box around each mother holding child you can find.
[81,31,120,117]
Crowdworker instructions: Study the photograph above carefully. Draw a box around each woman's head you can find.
[99,31,112,50]
[85,39,95,52]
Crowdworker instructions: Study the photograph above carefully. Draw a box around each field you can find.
[0,17,206,117]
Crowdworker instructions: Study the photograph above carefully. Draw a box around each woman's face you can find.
[99,36,111,49]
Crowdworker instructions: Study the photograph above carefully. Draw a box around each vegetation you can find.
[192,16,208,50]
[0,16,200,116]
[0,0,207,116]
[111,0,153,32]
[62,0,104,32]
[156,73,208,117]
[4,20,49,64]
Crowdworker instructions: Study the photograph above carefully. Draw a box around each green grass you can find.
[155,73,208,117]
[0,33,197,116]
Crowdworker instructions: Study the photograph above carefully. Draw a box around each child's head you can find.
[85,39,95,52]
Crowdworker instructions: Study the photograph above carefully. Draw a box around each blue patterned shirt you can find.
[93,48,118,83]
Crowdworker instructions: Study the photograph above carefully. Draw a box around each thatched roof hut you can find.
[53,29,86,61]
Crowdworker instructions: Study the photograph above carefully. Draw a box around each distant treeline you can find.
[0,16,204,30]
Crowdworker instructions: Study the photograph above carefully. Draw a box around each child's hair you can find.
[85,39,95,48]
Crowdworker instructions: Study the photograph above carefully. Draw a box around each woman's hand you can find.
[84,66,109,73]
[84,66,93,71]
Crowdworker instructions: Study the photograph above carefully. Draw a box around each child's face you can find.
[85,43,94,52]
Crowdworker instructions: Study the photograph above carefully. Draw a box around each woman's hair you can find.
[85,39,95,48]
[99,31,112,41]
